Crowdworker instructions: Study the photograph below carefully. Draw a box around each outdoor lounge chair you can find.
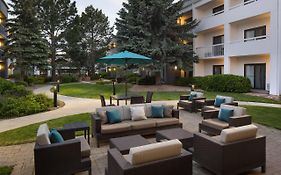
[100,95,115,107]
[34,124,91,175]
[199,104,252,135]
[194,125,266,175]
[177,91,206,112]
[105,140,192,175]
[201,95,238,116]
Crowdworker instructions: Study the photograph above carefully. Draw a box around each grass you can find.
[243,106,281,130]
[59,83,281,104]
[0,113,90,146]
[0,166,13,175]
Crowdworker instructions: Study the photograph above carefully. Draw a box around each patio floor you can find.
[1,110,281,175]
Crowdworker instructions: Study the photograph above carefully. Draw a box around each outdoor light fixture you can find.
[108,68,112,72]
[56,80,60,92]
[0,65,2,70]
[174,66,178,70]
[113,68,116,71]
[191,84,195,91]
[53,85,58,107]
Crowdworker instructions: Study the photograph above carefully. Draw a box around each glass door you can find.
[245,64,266,90]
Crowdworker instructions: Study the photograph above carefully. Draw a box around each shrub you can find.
[174,77,192,86]
[99,72,111,79]
[24,76,47,85]
[95,80,112,85]
[0,78,30,96]
[137,76,156,85]
[192,74,252,93]
[60,74,79,83]
[15,81,28,87]
[127,73,141,84]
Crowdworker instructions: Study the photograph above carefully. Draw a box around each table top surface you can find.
[157,128,193,140]
[110,135,150,151]
[64,122,89,130]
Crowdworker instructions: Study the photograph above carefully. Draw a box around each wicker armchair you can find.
[177,91,206,112]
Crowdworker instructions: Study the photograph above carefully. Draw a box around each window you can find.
[213,35,224,45]
[244,26,266,41]
[244,0,256,5]
[213,5,224,16]
[244,64,266,90]
[213,35,224,56]
[213,65,224,75]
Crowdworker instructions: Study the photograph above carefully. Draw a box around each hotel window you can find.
[244,26,266,42]
[212,4,224,16]
[213,65,224,75]
[244,0,256,5]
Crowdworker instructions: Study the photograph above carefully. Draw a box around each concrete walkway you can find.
[0,85,281,133]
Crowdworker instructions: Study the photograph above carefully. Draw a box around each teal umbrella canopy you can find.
[97,51,152,65]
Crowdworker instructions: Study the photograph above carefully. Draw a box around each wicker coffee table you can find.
[156,128,193,150]
[109,135,150,154]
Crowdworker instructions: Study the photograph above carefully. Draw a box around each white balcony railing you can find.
[229,0,258,10]
[230,35,269,44]
[200,10,224,20]
[196,44,224,58]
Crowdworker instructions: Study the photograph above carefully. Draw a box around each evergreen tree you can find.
[6,0,49,79]
[37,0,77,80]
[116,0,198,82]
[80,5,113,76]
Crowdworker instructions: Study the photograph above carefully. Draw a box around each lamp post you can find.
[191,84,195,91]
[53,85,58,107]
[56,80,60,92]
[112,79,116,95]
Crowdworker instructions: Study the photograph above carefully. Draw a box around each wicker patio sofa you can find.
[199,104,252,135]
[194,125,266,175]
[177,91,206,112]
[91,103,182,147]
[106,139,193,175]
[34,124,91,175]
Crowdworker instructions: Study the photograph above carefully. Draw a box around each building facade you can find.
[180,0,281,95]
[0,0,8,78]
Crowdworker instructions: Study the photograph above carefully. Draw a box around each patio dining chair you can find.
[146,91,153,103]
[130,96,145,104]
[100,95,115,107]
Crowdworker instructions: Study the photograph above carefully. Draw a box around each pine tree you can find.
[6,0,49,79]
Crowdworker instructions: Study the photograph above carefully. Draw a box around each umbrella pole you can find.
[125,59,128,97]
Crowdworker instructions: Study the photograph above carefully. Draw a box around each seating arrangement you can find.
[91,103,182,147]
[177,91,206,112]
[199,104,252,135]
[194,125,266,175]
[34,124,91,175]
[106,139,192,175]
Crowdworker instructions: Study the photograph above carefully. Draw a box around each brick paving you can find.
[1,110,281,175]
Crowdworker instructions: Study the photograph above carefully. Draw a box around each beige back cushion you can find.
[130,106,147,121]
[127,139,182,165]
[221,104,246,116]
[96,106,124,120]
[216,95,234,104]
[123,104,145,120]
[191,91,204,98]
[36,124,51,145]
[220,124,258,143]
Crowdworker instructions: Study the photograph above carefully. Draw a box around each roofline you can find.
[1,0,9,9]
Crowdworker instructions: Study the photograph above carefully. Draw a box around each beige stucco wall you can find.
[194,58,224,76]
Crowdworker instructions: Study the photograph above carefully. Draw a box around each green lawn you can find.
[0,166,13,175]
[59,83,281,104]
[0,113,90,146]
[243,106,281,130]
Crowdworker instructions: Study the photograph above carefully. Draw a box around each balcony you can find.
[229,35,270,56]
[229,0,258,10]
[196,44,224,59]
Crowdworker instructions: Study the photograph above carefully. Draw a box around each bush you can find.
[0,78,30,96]
[127,73,141,84]
[174,77,192,86]
[192,74,252,93]
[137,76,156,85]
[95,80,112,85]
[60,74,79,83]
[24,76,47,85]
[15,81,28,87]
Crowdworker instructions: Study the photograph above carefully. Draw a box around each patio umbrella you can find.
[97,51,152,96]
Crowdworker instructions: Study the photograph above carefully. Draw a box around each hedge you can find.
[192,74,252,93]
[137,76,156,85]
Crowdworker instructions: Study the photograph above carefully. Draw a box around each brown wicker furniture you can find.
[34,124,91,175]
[64,122,90,144]
[146,91,153,103]
[91,103,182,147]
[130,96,145,104]
[109,135,150,154]
[194,125,266,175]
[105,141,193,175]
[201,95,238,116]
[100,95,115,107]
[177,91,206,112]
[156,128,193,150]
[199,104,252,135]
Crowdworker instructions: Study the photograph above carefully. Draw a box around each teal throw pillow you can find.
[49,129,64,143]
[151,105,164,118]
[107,110,122,124]
[214,97,225,107]
[189,94,197,101]
[218,108,234,122]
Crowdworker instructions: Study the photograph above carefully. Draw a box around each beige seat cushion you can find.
[220,104,246,116]
[202,119,229,130]
[36,124,51,145]
[77,137,91,158]
[220,124,258,143]
[125,119,156,130]
[101,123,131,134]
[155,118,180,127]
[126,139,182,165]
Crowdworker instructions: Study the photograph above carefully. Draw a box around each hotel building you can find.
[0,0,8,78]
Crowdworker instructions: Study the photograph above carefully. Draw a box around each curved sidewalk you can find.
[0,85,280,133]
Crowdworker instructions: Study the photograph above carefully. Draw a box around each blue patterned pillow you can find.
[151,105,164,118]
[49,129,64,143]
[107,110,122,124]
[189,94,197,101]
[218,108,234,122]
[214,97,225,107]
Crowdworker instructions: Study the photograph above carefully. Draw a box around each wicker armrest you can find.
[57,128,76,140]
[229,115,252,127]
[224,102,239,106]
[192,97,206,102]
[172,109,180,119]
[91,113,101,135]
[202,110,219,119]
[180,95,190,100]
[205,99,215,106]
